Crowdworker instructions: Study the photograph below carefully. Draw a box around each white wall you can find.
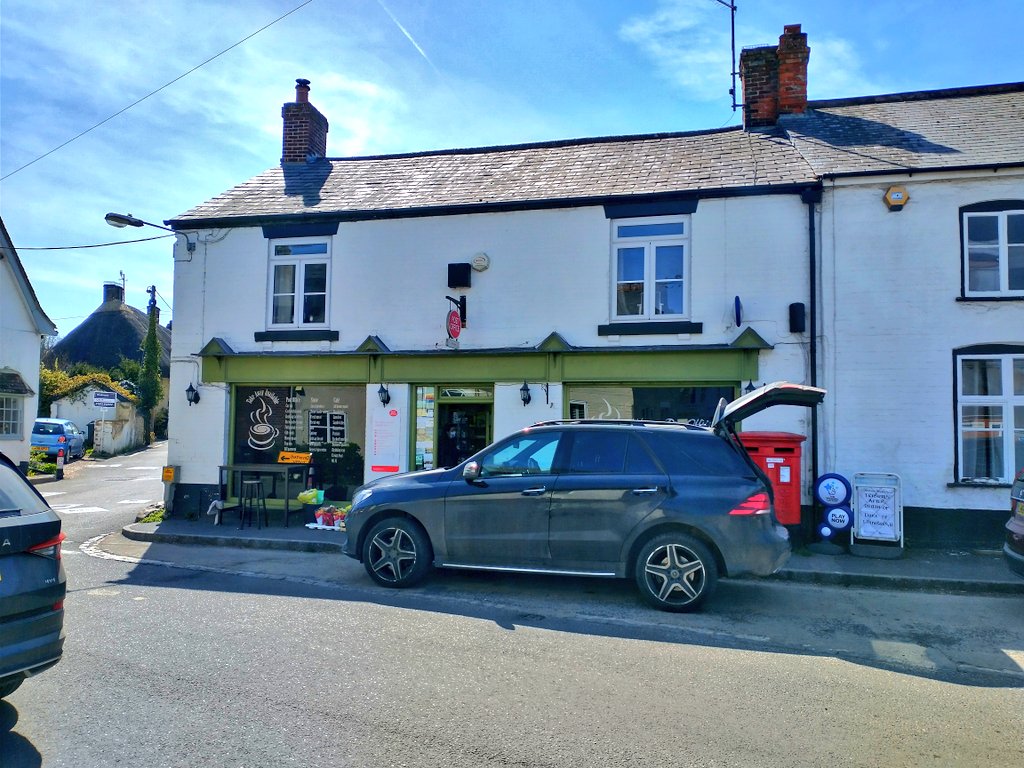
[0,255,44,466]
[819,171,1024,511]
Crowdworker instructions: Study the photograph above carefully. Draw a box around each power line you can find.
[1,0,315,182]
[17,235,174,250]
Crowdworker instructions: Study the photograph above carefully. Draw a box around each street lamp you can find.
[105,212,195,252]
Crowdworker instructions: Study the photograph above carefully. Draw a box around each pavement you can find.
[92,512,1024,597]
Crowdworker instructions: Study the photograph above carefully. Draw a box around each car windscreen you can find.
[640,430,750,477]
[32,422,64,435]
[0,461,50,516]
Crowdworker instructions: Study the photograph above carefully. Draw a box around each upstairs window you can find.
[268,240,330,327]
[962,204,1024,297]
[956,350,1024,483]
[612,216,689,320]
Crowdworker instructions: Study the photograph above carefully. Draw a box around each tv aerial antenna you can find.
[714,0,741,112]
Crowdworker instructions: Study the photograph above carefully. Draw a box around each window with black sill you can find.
[955,346,1024,483]
[267,239,330,328]
[961,201,1024,298]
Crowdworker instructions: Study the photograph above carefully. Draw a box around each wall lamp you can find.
[378,384,391,407]
[105,211,195,252]
[185,383,201,406]
[520,382,532,406]
[745,380,757,394]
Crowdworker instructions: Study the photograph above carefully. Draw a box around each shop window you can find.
[267,239,330,327]
[611,216,689,320]
[0,396,23,438]
[961,202,1024,298]
[955,350,1024,483]
[564,385,732,425]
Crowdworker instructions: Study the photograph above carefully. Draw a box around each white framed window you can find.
[0,396,23,439]
[267,239,330,327]
[962,208,1024,297]
[611,215,689,320]
[956,352,1024,482]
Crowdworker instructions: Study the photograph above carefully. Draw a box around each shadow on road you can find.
[94,545,1024,690]
[0,699,43,768]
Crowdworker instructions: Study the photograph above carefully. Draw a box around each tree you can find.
[138,305,163,445]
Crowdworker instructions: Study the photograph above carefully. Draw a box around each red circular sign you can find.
[447,309,462,339]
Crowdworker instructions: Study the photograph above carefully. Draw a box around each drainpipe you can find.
[801,186,822,543]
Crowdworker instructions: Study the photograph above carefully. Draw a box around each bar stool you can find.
[239,479,268,529]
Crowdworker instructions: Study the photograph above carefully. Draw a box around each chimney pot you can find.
[295,78,311,103]
[102,282,124,305]
[282,79,329,163]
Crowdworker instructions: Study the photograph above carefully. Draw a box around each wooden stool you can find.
[239,479,267,529]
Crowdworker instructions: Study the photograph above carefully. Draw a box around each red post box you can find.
[737,432,807,525]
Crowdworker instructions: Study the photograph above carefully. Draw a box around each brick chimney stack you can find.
[281,78,329,164]
[739,24,810,128]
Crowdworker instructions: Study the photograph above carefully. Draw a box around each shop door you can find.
[437,403,491,468]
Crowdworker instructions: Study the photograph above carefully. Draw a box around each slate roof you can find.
[782,83,1024,176]
[171,127,816,225]
[170,83,1024,227]
[47,300,172,376]
[0,369,34,396]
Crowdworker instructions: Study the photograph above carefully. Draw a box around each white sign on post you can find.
[93,391,117,408]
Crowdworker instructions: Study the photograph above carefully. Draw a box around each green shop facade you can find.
[172,329,773,518]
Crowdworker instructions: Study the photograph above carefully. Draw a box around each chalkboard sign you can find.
[852,473,902,543]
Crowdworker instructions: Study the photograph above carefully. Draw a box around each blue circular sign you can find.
[823,504,853,532]
[818,523,835,539]
[815,473,852,507]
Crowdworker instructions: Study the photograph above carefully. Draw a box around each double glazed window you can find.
[956,352,1024,482]
[612,216,689,319]
[0,396,23,439]
[268,240,330,327]
[963,206,1024,297]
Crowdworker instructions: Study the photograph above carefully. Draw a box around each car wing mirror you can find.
[462,461,482,481]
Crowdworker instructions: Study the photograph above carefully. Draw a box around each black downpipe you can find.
[801,187,822,543]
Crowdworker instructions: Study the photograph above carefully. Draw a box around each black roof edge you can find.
[822,161,1024,181]
[168,183,822,229]
[808,81,1024,109]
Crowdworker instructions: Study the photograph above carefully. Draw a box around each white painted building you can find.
[164,26,1023,547]
[0,218,57,469]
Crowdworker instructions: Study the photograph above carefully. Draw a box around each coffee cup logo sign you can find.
[246,393,281,451]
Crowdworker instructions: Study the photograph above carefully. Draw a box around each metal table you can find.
[218,463,311,527]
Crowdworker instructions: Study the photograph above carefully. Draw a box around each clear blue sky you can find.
[2,0,1022,338]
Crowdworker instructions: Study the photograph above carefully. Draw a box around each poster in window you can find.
[234,387,289,464]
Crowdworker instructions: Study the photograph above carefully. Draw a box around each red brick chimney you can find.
[739,24,810,128]
[281,78,329,164]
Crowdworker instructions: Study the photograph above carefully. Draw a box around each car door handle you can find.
[632,488,659,495]
[521,486,547,496]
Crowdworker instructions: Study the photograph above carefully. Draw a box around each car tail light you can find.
[57,435,66,443]
[53,600,65,612]
[729,492,771,515]
[28,533,66,560]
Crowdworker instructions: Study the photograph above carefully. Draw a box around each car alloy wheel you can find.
[635,532,718,612]
[362,517,432,588]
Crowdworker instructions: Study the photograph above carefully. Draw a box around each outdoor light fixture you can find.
[378,384,391,407]
[105,211,196,252]
[745,381,757,394]
[520,382,532,406]
[185,383,201,406]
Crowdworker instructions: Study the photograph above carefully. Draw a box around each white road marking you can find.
[40,490,67,498]
[127,467,161,470]
[52,504,109,514]
[118,500,151,504]
[131,476,160,481]
[94,464,123,468]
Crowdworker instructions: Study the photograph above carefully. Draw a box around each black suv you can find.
[0,450,67,699]
[344,382,824,612]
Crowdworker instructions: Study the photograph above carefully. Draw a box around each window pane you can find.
[1009,245,1024,290]
[304,263,327,293]
[654,281,683,315]
[616,247,644,281]
[1015,359,1024,396]
[967,215,999,246]
[567,432,628,474]
[1015,405,1024,473]
[273,264,295,293]
[303,294,326,323]
[1007,213,1024,244]
[961,359,1002,395]
[654,245,684,280]
[481,433,561,476]
[617,222,685,238]
[625,436,661,474]
[967,215,1000,292]
[961,405,1004,480]
[273,295,295,324]
[616,283,644,315]
[275,243,328,256]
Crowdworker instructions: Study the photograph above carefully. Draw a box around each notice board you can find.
[852,472,903,543]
